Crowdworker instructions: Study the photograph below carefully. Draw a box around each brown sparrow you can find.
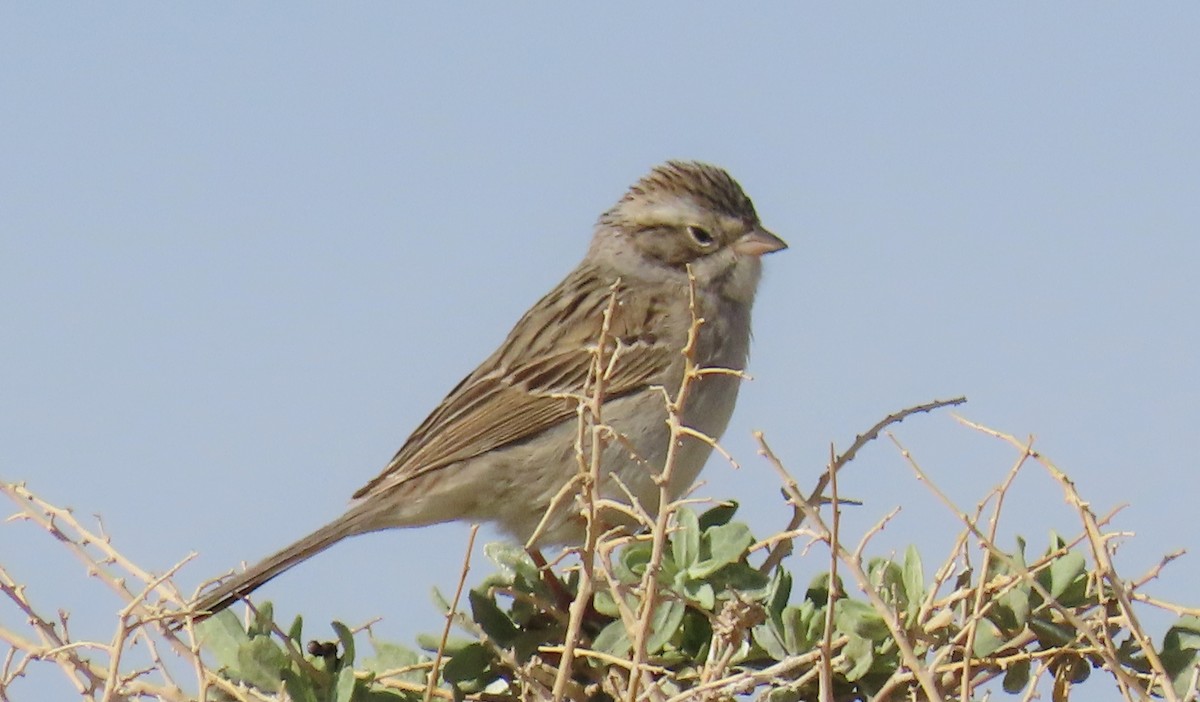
[188,161,786,619]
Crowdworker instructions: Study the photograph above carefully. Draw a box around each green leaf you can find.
[1011,536,1029,569]
[1051,652,1090,684]
[835,599,889,640]
[1164,650,1200,699]
[331,620,356,667]
[469,588,519,645]
[868,558,905,611]
[358,691,418,702]
[752,620,787,660]
[971,617,1005,657]
[672,507,701,568]
[781,601,818,654]
[592,619,631,655]
[287,615,304,643]
[616,542,652,583]
[1002,658,1031,693]
[902,545,924,619]
[441,642,492,683]
[689,522,753,578]
[997,583,1031,631]
[430,586,452,613]
[196,610,250,670]
[1115,634,1149,672]
[646,599,687,654]
[698,501,739,529]
[840,634,874,681]
[249,601,275,637]
[592,589,620,618]
[1029,616,1075,648]
[763,687,803,702]
[1164,615,1200,652]
[334,666,357,702]
[780,605,804,653]
[281,668,319,702]
[234,636,289,690]
[484,541,541,586]
[766,569,793,625]
[679,610,712,658]
[710,561,770,595]
[682,579,715,610]
[594,601,685,656]
[983,559,1007,587]
[806,572,841,606]
[1162,616,1200,694]
[415,634,476,654]
[362,640,424,681]
[511,628,556,664]
[1047,550,1086,603]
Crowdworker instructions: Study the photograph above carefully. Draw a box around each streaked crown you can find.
[598,161,760,231]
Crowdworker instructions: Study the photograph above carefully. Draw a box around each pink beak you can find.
[732,227,788,257]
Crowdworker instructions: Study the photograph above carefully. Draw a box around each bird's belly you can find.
[461,373,741,546]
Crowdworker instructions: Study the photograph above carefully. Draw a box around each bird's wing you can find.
[352,267,678,500]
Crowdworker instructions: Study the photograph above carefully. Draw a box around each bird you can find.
[186,160,787,621]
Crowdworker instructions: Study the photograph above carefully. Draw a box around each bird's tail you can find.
[184,510,370,623]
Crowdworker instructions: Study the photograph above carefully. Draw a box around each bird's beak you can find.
[733,227,788,257]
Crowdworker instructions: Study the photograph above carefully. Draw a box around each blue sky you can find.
[3,5,1198,699]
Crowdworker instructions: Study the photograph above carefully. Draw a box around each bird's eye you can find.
[687,226,715,247]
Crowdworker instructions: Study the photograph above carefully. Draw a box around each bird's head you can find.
[591,160,786,303]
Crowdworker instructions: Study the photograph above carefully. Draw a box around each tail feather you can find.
[186,513,366,622]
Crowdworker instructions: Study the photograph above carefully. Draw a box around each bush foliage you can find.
[3,406,1198,701]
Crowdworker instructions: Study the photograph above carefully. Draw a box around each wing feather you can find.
[352,265,678,499]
